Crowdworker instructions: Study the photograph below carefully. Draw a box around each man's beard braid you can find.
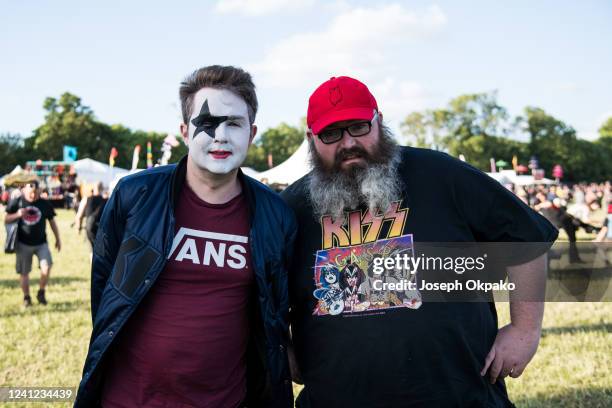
[308,123,402,222]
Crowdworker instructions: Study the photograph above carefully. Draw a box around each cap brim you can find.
[311,107,375,135]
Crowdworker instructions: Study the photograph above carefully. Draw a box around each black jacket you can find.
[75,157,296,407]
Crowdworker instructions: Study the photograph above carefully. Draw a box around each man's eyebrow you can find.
[226,115,247,121]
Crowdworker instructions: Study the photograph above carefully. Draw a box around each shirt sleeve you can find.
[451,162,558,265]
[5,198,19,214]
[45,200,57,220]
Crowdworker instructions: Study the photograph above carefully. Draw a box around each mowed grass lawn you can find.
[1,209,611,407]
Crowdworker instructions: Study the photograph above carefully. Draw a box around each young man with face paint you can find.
[75,66,296,408]
[281,76,558,407]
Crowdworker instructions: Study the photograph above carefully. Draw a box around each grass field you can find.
[0,209,610,407]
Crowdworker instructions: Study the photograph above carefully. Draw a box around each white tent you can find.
[73,158,128,187]
[256,140,311,185]
[240,167,261,179]
[486,169,554,186]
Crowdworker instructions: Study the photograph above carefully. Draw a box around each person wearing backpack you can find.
[4,181,61,307]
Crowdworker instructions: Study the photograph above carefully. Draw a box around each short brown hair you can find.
[179,65,258,125]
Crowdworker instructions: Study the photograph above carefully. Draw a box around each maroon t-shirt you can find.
[101,183,254,408]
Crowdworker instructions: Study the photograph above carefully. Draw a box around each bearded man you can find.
[281,76,558,407]
[75,65,295,408]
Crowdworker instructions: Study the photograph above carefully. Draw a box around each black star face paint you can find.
[191,99,229,139]
[187,88,252,174]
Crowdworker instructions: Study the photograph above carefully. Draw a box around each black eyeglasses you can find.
[317,112,377,144]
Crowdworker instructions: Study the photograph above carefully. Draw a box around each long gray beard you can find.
[307,125,402,221]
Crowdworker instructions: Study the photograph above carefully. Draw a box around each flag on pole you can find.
[512,155,518,170]
[63,145,78,162]
[147,142,153,168]
[132,145,141,170]
[109,147,118,168]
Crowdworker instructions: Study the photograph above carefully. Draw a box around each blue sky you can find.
[1,0,611,143]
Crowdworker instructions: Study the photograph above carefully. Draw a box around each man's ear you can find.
[377,111,384,122]
[180,123,189,146]
[249,124,258,146]
[306,129,314,140]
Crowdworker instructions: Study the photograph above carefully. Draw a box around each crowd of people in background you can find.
[509,181,612,262]
[1,175,611,308]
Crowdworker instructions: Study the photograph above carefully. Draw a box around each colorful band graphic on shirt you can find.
[312,234,422,316]
[22,206,42,226]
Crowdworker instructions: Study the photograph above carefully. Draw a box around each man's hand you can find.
[55,239,62,252]
[481,323,540,383]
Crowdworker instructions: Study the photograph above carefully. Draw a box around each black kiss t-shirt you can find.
[281,146,558,408]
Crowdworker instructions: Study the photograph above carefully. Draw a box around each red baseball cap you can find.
[307,76,378,135]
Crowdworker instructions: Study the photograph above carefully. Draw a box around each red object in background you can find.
[56,164,64,175]
[109,147,118,167]
[608,204,612,214]
[552,164,563,179]
[516,164,528,173]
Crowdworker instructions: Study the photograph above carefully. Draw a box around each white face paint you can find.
[187,87,252,174]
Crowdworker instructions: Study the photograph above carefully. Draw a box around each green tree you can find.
[515,107,612,181]
[599,117,612,139]
[0,133,29,175]
[29,92,115,163]
[595,117,612,179]
[244,122,304,171]
[401,92,517,169]
[518,107,578,180]
[26,92,187,169]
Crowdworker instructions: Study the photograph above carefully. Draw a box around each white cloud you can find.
[248,4,447,87]
[215,0,315,16]
[370,77,429,125]
[557,81,580,92]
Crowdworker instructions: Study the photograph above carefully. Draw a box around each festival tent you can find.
[240,167,261,179]
[73,158,128,186]
[486,170,554,186]
[255,140,311,185]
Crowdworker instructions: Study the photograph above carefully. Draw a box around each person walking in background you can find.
[75,182,107,250]
[4,181,61,307]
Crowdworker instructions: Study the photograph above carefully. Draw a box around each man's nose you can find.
[213,123,229,142]
[339,129,356,148]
